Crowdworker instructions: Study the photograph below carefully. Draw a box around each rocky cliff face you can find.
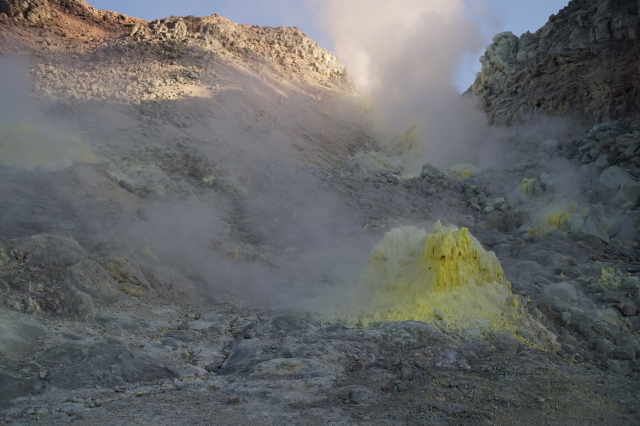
[0,0,349,95]
[473,0,640,125]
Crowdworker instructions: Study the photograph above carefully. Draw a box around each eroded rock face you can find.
[473,0,640,125]
[132,15,349,87]
[0,0,51,23]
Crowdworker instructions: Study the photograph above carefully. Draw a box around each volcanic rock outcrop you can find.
[473,0,640,125]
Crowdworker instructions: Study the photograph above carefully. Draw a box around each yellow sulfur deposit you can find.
[0,123,96,171]
[526,204,585,236]
[546,211,573,229]
[342,222,556,347]
[449,163,481,179]
[351,223,518,329]
[517,178,539,194]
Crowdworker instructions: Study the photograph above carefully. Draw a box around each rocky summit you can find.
[1,0,640,425]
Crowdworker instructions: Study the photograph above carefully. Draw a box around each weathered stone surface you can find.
[580,205,610,243]
[613,180,640,207]
[421,163,447,180]
[603,291,625,303]
[472,0,640,124]
[599,166,634,190]
[346,151,404,176]
[0,0,51,23]
[541,282,577,302]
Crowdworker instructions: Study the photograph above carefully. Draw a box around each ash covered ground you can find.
[1,1,640,425]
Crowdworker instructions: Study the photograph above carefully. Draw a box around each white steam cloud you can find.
[316,0,495,167]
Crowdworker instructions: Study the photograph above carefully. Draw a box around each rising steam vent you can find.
[0,124,96,171]
[348,222,555,345]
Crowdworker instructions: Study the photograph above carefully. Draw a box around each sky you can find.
[89,0,569,92]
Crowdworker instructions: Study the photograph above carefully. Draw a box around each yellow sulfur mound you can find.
[352,223,518,328]
[0,123,96,171]
[344,223,557,347]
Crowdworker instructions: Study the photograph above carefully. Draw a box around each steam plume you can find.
[317,0,494,167]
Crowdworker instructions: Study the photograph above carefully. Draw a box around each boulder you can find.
[505,190,523,208]
[484,197,506,209]
[599,166,634,190]
[581,205,609,243]
[420,163,447,180]
[603,291,625,304]
[594,154,612,172]
[613,180,640,207]
[541,283,577,302]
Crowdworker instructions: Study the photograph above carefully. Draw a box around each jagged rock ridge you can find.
[473,0,640,125]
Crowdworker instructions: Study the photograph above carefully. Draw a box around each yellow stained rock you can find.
[344,222,556,347]
[517,178,539,194]
[0,123,96,171]
[449,163,480,179]
[354,222,515,327]
[527,205,585,236]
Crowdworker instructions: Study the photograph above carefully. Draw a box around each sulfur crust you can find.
[517,177,538,194]
[527,204,586,236]
[354,223,519,329]
[449,163,480,179]
[0,123,97,171]
[341,223,557,348]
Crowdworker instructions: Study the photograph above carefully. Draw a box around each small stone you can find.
[483,206,495,214]
[561,343,576,355]
[560,312,571,325]
[228,397,241,405]
[533,276,552,285]
[603,291,625,303]
[615,346,636,360]
[622,201,636,211]
[506,191,523,208]
[629,317,640,330]
[595,338,614,354]
[484,197,506,209]
[349,387,375,404]
[396,382,409,392]
[623,304,638,317]
[594,154,612,172]
[39,371,47,379]
[620,277,640,291]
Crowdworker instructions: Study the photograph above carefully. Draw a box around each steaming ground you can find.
[2,1,640,425]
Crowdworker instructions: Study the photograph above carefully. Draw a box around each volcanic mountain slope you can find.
[2,1,640,425]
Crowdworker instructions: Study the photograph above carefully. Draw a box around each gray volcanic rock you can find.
[473,0,640,124]
[0,0,51,23]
